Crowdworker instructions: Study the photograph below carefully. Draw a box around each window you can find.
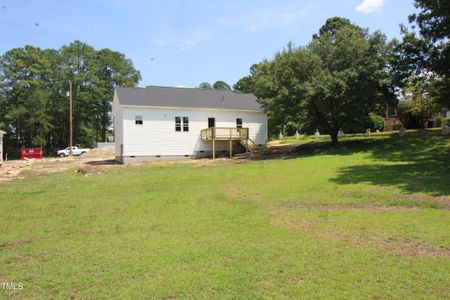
[183,117,189,132]
[135,115,143,125]
[208,118,215,128]
[175,116,181,131]
[391,107,398,117]
[175,116,189,132]
[236,118,242,128]
[386,106,397,117]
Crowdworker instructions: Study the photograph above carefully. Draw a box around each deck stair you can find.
[200,127,253,159]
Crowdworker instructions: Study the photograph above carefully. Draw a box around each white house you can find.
[0,130,5,167]
[112,86,268,163]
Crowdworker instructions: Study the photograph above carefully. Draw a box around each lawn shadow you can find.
[331,135,450,196]
[85,159,119,166]
[236,138,375,161]
[239,132,449,196]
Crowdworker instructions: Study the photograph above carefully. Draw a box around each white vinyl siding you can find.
[113,107,124,160]
[120,106,267,157]
[112,92,124,161]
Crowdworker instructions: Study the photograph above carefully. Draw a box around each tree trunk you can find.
[330,131,339,148]
[101,125,107,143]
[421,117,427,129]
[101,102,108,142]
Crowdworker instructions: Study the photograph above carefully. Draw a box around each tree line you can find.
[0,41,141,157]
[1,1,448,154]
[232,1,449,145]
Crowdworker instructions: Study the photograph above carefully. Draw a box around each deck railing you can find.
[201,127,249,141]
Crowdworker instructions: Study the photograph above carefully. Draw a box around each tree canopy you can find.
[405,74,441,128]
[212,80,231,90]
[198,80,232,90]
[198,82,213,89]
[237,17,396,146]
[0,41,141,156]
[233,64,258,93]
[395,0,450,108]
[313,16,352,39]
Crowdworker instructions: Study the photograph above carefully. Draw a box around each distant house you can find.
[112,86,268,163]
[0,130,5,167]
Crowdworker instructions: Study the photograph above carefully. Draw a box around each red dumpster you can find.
[21,147,43,160]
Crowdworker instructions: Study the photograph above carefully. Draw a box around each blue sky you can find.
[0,0,417,88]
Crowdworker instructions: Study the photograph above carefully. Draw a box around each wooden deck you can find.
[201,127,249,141]
[200,127,253,159]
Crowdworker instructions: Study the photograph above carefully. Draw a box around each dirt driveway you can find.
[0,142,300,183]
[0,147,117,183]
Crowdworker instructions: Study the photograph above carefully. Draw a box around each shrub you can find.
[369,113,385,132]
[393,120,404,130]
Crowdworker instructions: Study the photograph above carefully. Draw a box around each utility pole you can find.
[68,81,73,156]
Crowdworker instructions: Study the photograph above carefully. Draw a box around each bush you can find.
[393,120,404,130]
[369,113,385,132]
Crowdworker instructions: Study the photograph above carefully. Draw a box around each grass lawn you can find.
[1,133,449,299]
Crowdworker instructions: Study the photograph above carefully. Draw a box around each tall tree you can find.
[405,74,441,128]
[0,41,141,156]
[313,16,352,39]
[198,82,212,89]
[0,46,56,150]
[60,41,98,147]
[212,80,231,90]
[241,18,396,146]
[93,48,141,142]
[252,43,313,133]
[305,23,396,145]
[395,0,450,108]
[233,64,258,93]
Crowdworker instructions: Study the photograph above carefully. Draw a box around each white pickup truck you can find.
[57,146,90,157]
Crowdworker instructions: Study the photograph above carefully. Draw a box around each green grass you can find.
[1,134,449,299]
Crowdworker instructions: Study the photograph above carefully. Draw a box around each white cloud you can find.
[218,5,319,32]
[152,29,212,50]
[355,0,384,14]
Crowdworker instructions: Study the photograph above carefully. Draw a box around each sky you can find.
[0,0,418,88]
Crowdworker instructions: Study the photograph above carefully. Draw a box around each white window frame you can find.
[183,117,189,132]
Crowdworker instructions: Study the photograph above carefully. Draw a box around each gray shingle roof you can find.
[115,86,264,112]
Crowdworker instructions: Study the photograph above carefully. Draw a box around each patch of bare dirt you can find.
[0,239,34,250]
[287,278,305,286]
[392,193,450,208]
[0,160,33,182]
[271,211,450,259]
[0,144,301,183]
[273,214,450,258]
[341,187,450,209]
[234,144,300,161]
[273,203,421,212]
[2,255,33,265]
[81,146,115,159]
[77,165,102,176]
[316,231,450,259]
[0,146,256,183]
[0,147,117,183]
